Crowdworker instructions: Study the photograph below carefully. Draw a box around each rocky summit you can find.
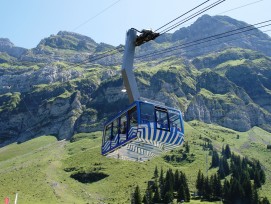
[0,15,271,146]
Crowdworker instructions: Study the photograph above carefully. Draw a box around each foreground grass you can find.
[0,122,271,203]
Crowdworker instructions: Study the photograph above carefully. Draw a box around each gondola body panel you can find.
[101,100,184,161]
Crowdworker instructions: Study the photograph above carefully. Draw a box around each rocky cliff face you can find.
[0,15,271,145]
[0,38,27,58]
[0,91,83,146]
[0,65,83,94]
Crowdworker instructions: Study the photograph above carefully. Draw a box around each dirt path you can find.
[44,140,80,203]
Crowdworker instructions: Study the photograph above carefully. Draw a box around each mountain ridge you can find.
[0,15,271,145]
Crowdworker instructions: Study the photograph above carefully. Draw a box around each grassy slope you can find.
[0,122,271,203]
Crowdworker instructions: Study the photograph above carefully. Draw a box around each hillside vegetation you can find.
[0,122,271,203]
[0,14,271,203]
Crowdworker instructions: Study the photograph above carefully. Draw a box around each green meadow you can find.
[0,121,271,203]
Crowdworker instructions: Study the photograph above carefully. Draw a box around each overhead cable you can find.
[158,28,271,60]
[155,0,211,32]
[159,0,226,34]
[73,0,122,31]
[135,20,271,59]
[70,45,124,67]
[218,0,264,15]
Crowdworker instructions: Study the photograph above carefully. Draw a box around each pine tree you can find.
[208,141,213,151]
[174,169,180,192]
[179,171,190,201]
[152,185,161,203]
[240,169,250,184]
[203,176,212,200]
[256,160,262,170]
[241,157,248,169]
[185,184,190,202]
[196,170,204,196]
[223,179,231,203]
[212,173,222,199]
[222,156,230,176]
[142,195,147,204]
[185,141,190,153]
[163,169,174,201]
[224,144,231,159]
[252,188,259,204]
[164,191,174,203]
[222,145,225,156]
[132,185,142,204]
[254,170,262,188]
[242,178,253,204]
[211,151,220,168]
[218,159,225,179]
[229,177,245,203]
[259,168,266,185]
[154,166,159,179]
[177,183,185,202]
[143,184,153,204]
[159,168,165,201]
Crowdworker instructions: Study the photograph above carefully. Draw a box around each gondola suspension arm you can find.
[121,28,159,103]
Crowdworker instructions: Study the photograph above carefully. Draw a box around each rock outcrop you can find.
[0,38,27,58]
[0,91,84,146]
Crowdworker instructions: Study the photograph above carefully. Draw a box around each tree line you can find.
[131,144,270,204]
[197,144,269,204]
[131,167,190,204]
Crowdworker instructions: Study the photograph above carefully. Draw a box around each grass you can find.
[0,136,60,204]
[215,59,246,69]
[0,92,21,112]
[0,122,271,203]
[197,88,241,105]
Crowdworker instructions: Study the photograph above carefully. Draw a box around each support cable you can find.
[73,0,122,31]
[160,0,226,34]
[70,0,265,66]
[135,20,271,59]
[155,0,211,32]
[69,45,124,67]
[170,29,271,57]
[218,0,264,15]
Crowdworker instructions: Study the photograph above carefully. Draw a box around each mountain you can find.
[172,15,271,56]
[1,14,271,204]
[138,15,271,59]
[186,48,271,131]
[0,15,271,146]
[38,31,98,51]
[0,38,27,58]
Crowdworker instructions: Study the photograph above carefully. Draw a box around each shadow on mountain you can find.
[70,172,108,184]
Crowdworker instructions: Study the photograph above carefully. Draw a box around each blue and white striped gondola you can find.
[101,100,184,162]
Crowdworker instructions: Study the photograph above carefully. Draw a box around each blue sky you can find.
[1,0,270,49]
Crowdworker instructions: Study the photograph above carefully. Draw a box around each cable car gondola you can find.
[102,99,184,161]
[101,29,185,161]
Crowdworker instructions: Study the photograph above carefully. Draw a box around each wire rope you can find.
[135,20,271,60]
[159,0,226,34]
[218,0,264,15]
[73,0,122,31]
[155,0,211,32]
[152,29,271,60]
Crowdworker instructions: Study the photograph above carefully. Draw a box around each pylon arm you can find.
[121,29,160,104]
[121,29,140,103]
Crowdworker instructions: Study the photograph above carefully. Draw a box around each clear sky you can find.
[1,0,270,49]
